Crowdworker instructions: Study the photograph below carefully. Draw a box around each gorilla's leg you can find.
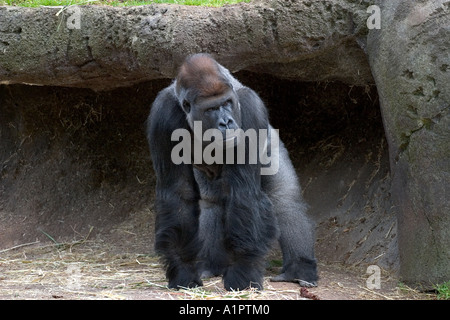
[263,139,318,287]
[223,254,266,290]
[221,165,278,291]
[195,167,276,290]
[195,169,228,278]
[199,205,228,279]
[198,201,229,278]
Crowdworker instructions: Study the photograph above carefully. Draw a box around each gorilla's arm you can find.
[147,85,202,289]
[262,131,318,287]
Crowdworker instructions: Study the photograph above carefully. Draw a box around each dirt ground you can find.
[0,240,433,300]
[0,74,435,300]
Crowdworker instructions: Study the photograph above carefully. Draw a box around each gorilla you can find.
[146,53,318,291]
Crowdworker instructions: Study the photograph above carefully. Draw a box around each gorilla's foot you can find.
[270,257,318,287]
[168,276,203,289]
[223,262,264,291]
[167,264,203,289]
[270,273,317,287]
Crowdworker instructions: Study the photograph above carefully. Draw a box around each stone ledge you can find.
[0,0,373,90]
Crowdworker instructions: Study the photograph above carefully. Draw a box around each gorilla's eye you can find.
[183,100,191,113]
[205,106,219,113]
[223,99,233,108]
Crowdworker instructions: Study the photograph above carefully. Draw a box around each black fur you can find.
[146,54,318,290]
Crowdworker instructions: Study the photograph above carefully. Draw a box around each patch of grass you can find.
[435,281,450,300]
[268,259,283,268]
[0,0,250,7]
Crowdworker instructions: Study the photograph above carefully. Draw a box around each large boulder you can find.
[367,0,450,288]
[0,0,373,90]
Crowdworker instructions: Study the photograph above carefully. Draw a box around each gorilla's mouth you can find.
[206,130,240,144]
[224,131,239,142]
[218,133,238,149]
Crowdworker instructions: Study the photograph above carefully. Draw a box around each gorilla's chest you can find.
[192,165,229,202]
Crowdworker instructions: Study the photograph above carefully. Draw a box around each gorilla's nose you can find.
[219,118,236,130]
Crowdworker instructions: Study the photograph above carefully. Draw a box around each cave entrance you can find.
[0,74,397,270]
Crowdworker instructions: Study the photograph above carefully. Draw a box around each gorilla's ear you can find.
[182,100,191,113]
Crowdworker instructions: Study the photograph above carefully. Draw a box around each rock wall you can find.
[0,0,373,90]
[367,0,450,288]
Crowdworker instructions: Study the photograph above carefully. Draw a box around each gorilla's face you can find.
[182,88,241,143]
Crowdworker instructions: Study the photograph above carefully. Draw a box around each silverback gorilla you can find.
[146,53,318,291]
